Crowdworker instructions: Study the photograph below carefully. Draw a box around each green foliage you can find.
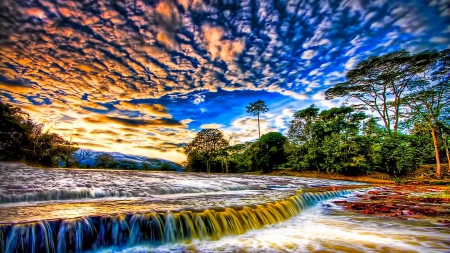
[286,105,373,175]
[226,143,252,173]
[324,48,450,178]
[379,133,421,176]
[158,162,173,171]
[141,162,151,170]
[184,129,229,173]
[247,132,287,173]
[245,100,269,116]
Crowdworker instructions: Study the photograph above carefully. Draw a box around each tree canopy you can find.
[0,101,79,167]
[184,129,229,173]
[325,49,449,177]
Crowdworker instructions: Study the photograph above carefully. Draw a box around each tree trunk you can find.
[443,141,450,172]
[439,129,450,171]
[206,160,210,173]
[431,128,441,178]
[258,113,260,139]
[225,158,229,173]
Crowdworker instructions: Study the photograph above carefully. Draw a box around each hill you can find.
[76,150,183,171]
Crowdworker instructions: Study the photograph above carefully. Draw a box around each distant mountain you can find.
[76,149,183,171]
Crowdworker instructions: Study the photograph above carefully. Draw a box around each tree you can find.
[0,102,32,160]
[325,50,437,133]
[158,162,173,171]
[247,132,287,173]
[1,102,79,167]
[286,106,374,175]
[227,143,252,173]
[404,50,448,178]
[60,137,79,168]
[246,100,269,139]
[287,105,319,145]
[184,129,228,173]
[74,149,95,166]
[94,153,116,168]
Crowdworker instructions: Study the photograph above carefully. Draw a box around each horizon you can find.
[1,0,449,163]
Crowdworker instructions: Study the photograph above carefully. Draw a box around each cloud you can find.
[0,0,447,162]
[345,56,359,70]
[84,115,184,128]
[114,101,172,118]
[200,123,224,129]
[301,50,318,60]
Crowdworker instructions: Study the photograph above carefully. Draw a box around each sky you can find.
[0,0,449,163]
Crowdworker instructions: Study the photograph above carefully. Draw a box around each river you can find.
[0,163,448,252]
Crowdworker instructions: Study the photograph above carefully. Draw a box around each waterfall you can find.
[0,189,355,253]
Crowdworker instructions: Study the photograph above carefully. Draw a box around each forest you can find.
[184,49,450,178]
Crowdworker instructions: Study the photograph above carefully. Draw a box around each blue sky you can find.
[0,0,449,162]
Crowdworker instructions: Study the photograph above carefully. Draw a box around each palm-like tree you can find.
[246,100,269,139]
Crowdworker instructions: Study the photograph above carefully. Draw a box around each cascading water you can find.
[1,163,449,253]
[0,190,354,253]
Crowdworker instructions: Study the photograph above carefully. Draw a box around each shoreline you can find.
[266,168,450,185]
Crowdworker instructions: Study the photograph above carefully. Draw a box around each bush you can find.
[380,133,421,176]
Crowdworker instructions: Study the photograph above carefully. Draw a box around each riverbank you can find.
[267,164,450,185]
[267,167,450,227]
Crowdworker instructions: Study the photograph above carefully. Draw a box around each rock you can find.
[350,203,366,210]
[333,200,348,204]
[377,207,391,213]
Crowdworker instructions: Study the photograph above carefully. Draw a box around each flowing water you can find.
[0,163,449,253]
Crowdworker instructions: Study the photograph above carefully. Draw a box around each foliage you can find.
[286,105,373,175]
[0,102,79,167]
[184,129,228,173]
[158,162,173,171]
[247,132,287,173]
[379,133,421,176]
[94,153,117,168]
[325,48,450,178]
[325,50,438,133]
[0,102,31,160]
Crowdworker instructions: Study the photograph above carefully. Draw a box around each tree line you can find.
[0,103,176,170]
[184,49,449,178]
[0,102,78,167]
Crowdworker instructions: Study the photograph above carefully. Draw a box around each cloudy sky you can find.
[0,0,449,162]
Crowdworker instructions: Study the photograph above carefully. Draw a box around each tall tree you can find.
[325,50,436,133]
[404,50,448,178]
[184,129,228,173]
[433,49,450,170]
[246,100,269,139]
